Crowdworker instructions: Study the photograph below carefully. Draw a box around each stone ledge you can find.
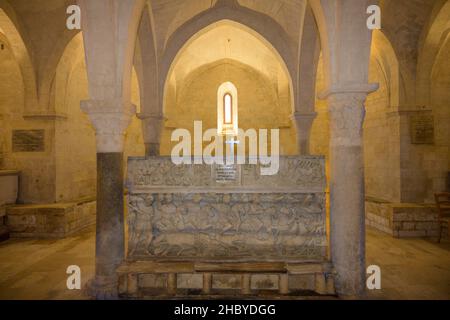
[6,198,96,239]
[365,198,444,239]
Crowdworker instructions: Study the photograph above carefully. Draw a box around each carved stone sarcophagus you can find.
[126,156,327,262]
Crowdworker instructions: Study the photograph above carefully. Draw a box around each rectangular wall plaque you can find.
[410,114,434,145]
[12,130,45,152]
[215,164,238,183]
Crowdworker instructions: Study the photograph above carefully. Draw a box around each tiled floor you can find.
[0,226,95,300]
[365,228,450,299]
[0,226,448,300]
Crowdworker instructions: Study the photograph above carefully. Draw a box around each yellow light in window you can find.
[224,93,232,124]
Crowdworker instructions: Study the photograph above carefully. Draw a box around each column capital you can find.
[81,99,136,153]
[326,93,373,148]
[318,83,379,100]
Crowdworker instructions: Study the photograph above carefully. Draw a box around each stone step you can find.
[117,260,335,299]
[5,197,96,238]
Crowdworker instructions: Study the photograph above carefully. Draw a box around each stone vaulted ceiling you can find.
[380,0,438,72]
[150,0,306,54]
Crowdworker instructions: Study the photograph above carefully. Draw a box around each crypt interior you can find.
[0,0,449,300]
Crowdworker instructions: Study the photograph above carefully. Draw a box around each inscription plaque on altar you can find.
[12,130,45,152]
[410,114,434,144]
[215,164,238,183]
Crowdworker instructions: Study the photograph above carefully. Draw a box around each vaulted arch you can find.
[416,0,450,106]
[51,32,85,116]
[296,4,321,114]
[309,0,377,94]
[135,3,158,117]
[78,0,146,102]
[0,1,38,114]
[38,30,81,115]
[160,3,297,116]
[134,3,162,156]
[371,30,401,107]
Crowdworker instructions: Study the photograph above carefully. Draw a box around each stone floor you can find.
[0,226,448,300]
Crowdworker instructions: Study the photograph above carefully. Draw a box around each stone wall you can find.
[312,40,450,205]
[365,198,442,238]
[364,55,401,202]
[0,33,145,205]
[0,36,57,203]
[54,36,145,202]
[54,46,96,202]
[161,61,297,156]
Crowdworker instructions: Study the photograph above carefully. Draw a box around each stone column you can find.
[138,113,164,156]
[325,91,369,297]
[81,99,136,299]
[291,112,317,155]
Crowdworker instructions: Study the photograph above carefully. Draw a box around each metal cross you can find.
[225,137,240,161]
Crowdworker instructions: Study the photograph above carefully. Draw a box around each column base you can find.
[86,275,119,300]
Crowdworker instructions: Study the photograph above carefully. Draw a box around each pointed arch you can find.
[38,30,81,115]
[160,4,297,117]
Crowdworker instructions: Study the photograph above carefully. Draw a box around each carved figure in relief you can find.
[128,194,155,256]
[178,206,197,231]
[127,190,326,260]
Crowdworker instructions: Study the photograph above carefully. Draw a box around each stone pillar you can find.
[325,92,369,297]
[138,113,164,156]
[81,99,136,299]
[291,112,317,155]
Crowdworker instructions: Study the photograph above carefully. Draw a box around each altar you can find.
[118,156,334,297]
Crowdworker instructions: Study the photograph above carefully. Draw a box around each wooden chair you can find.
[434,192,450,243]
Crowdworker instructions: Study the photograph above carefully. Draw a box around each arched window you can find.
[218,82,238,135]
[223,93,232,124]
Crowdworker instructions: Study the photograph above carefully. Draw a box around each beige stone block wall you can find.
[160,61,296,156]
[364,56,402,202]
[428,37,450,198]
[0,35,57,204]
[54,52,96,202]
